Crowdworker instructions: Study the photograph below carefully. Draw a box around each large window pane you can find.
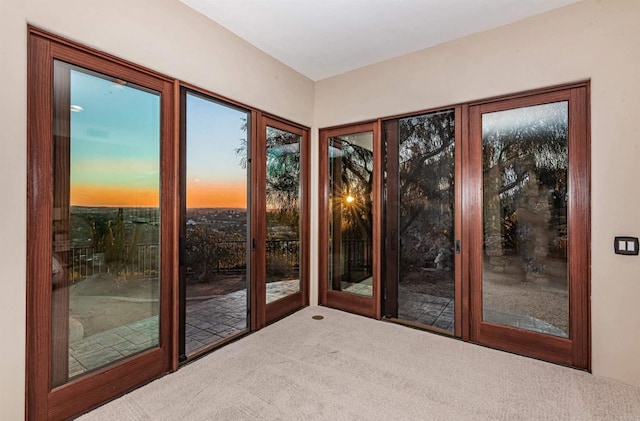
[397,110,455,331]
[183,93,249,355]
[52,62,161,386]
[265,126,301,303]
[328,132,374,297]
[481,102,569,338]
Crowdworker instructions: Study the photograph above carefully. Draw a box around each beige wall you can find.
[315,0,640,389]
[0,0,314,418]
[2,0,640,418]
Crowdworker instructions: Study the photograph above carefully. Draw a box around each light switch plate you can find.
[614,236,639,255]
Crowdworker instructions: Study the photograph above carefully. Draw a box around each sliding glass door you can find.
[27,30,312,419]
[28,33,175,420]
[320,84,589,369]
[384,109,461,335]
[179,90,251,359]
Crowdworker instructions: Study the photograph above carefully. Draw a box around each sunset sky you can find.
[69,69,247,208]
[185,93,248,209]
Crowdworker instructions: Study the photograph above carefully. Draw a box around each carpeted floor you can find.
[80,307,640,420]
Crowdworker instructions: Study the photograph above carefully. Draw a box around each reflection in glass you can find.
[184,93,249,355]
[396,110,455,331]
[328,132,374,297]
[52,62,161,386]
[482,102,569,338]
[265,126,302,303]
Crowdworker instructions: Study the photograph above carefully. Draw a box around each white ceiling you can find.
[180,0,581,81]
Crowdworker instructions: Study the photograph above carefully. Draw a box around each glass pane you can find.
[265,126,301,303]
[184,93,249,355]
[482,101,569,338]
[52,62,161,386]
[397,110,455,331]
[328,132,374,297]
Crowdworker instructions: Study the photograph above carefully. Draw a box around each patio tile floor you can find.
[68,279,301,377]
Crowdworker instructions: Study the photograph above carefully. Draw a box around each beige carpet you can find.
[80,307,640,420]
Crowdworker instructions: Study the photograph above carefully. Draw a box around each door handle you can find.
[455,239,461,254]
[390,229,397,251]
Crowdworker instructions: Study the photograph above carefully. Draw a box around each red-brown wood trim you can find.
[177,86,188,361]
[28,26,174,83]
[160,77,177,373]
[27,32,175,420]
[30,27,310,130]
[266,292,307,324]
[460,104,471,343]
[179,81,256,117]
[317,120,378,133]
[373,119,383,319]
[318,129,329,307]
[249,110,260,331]
[320,122,377,138]
[318,121,379,319]
[467,104,484,344]
[252,111,266,329]
[374,81,589,123]
[476,90,571,115]
[382,105,464,123]
[170,80,181,372]
[324,291,378,318]
[479,323,574,366]
[47,349,163,418]
[468,83,590,370]
[260,112,310,133]
[262,115,306,136]
[301,125,311,308]
[453,106,463,339]
[466,81,588,108]
[259,115,310,326]
[568,85,591,369]
[26,32,53,421]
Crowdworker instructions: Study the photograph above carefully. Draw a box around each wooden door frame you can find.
[467,83,591,369]
[381,107,464,338]
[256,114,310,327]
[318,121,383,319]
[26,28,177,420]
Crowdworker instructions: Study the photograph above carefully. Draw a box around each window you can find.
[319,83,590,369]
[27,28,311,419]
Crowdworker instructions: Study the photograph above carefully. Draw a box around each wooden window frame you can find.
[256,114,311,326]
[27,28,177,420]
[318,81,590,370]
[467,83,591,369]
[26,27,312,419]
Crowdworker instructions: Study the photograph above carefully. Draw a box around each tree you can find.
[396,110,456,270]
[482,102,568,258]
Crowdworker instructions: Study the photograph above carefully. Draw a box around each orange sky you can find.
[70,182,246,208]
[71,185,160,207]
[187,181,247,208]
